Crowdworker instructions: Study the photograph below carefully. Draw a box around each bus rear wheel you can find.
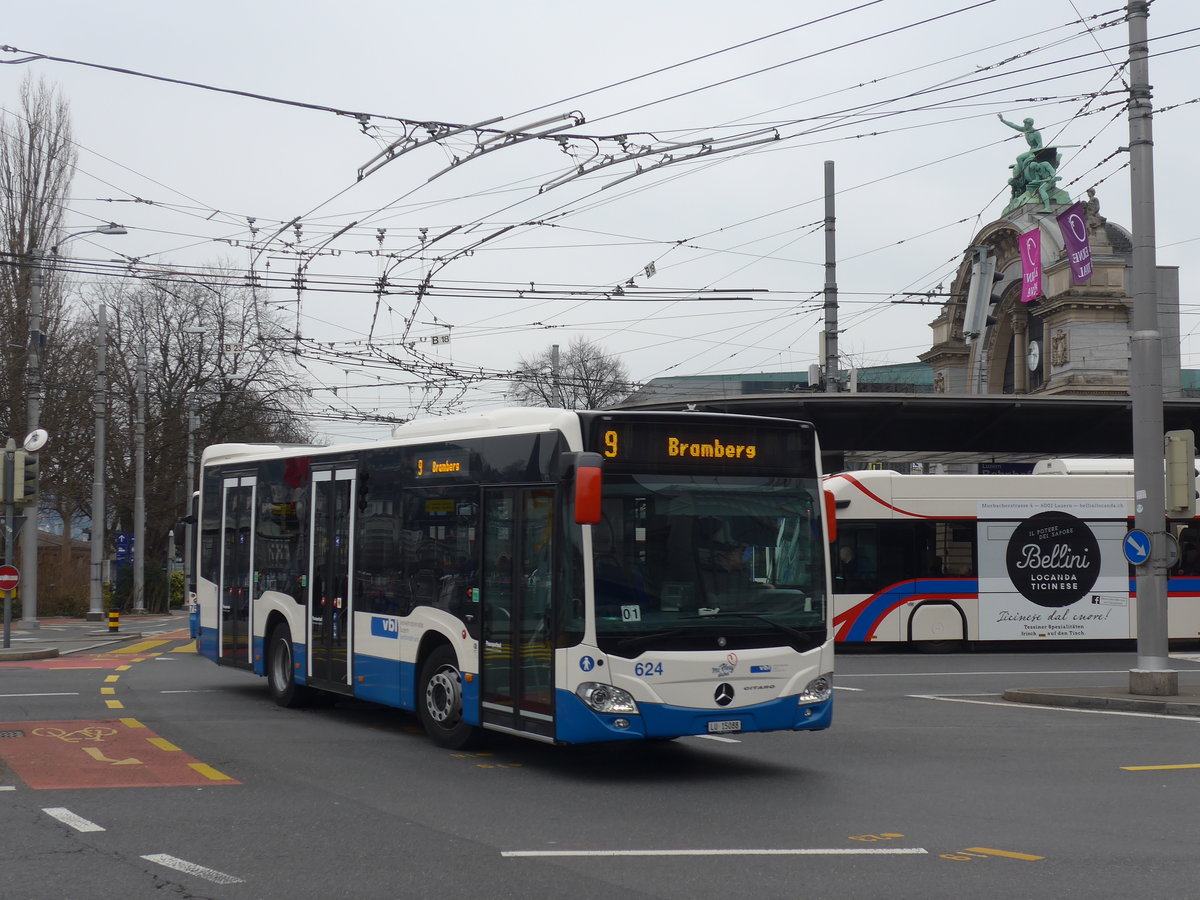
[268,623,314,708]
[418,644,478,749]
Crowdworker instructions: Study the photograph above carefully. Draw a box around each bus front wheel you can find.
[418,644,478,749]
[268,624,314,708]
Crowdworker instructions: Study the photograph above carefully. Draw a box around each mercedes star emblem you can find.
[714,683,735,707]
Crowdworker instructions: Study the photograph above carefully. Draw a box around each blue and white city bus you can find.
[195,408,834,747]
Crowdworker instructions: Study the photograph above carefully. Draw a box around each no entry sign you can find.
[0,565,19,592]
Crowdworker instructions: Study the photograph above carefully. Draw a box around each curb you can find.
[1002,688,1200,718]
[0,647,59,661]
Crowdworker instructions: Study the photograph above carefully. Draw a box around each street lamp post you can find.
[23,224,126,627]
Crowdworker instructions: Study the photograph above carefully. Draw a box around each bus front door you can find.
[218,475,255,668]
[480,487,555,740]
[307,468,356,691]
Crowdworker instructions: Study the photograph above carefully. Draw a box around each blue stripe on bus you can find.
[838,577,1200,643]
[553,689,832,743]
[837,579,977,642]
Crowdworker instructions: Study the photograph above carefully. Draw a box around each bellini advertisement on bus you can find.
[976,499,1130,640]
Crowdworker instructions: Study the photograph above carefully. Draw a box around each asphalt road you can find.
[3,636,1200,899]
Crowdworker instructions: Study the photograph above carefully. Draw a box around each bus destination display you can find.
[414,449,471,479]
[591,418,806,473]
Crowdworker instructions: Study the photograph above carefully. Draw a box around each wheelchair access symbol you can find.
[1123,530,1152,566]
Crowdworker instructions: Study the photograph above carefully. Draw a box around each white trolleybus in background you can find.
[826,460,1200,651]
[195,409,835,747]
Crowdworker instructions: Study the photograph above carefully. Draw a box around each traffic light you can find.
[13,450,39,507]
[1165,429,1196,518]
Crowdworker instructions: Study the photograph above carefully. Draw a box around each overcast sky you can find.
[3,0,1197,442]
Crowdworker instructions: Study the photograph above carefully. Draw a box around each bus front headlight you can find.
[797,673,832,704]
[577,682,639,714]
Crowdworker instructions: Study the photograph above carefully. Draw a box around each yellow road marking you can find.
[1121,763,1200,771]
[147,737,181,752]
[120,718,145,729]
[101,687,116,695]
[116,665,131,671]
[188,763,234,782]
[111,640,171,655]
[172,641,197,654]
[105,700,124,710]
[963,847,1045,861]
[83,747,142,765]
[104,675,120,683]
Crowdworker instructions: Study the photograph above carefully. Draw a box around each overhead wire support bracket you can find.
[425,112,586,184]
[357,115,505,181]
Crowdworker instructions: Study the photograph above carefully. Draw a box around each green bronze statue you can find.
[999,113,1069,214]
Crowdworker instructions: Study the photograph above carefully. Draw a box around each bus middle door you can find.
[308,468,357,692]
[480,487,555,740]
[218,475,255,668]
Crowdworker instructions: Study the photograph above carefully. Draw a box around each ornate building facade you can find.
[920,183,1180,399]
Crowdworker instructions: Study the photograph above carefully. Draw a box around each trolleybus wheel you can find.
[268,623,314,708]
[418,644,478,749]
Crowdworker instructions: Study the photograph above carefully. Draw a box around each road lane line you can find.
[43,807,105,833]
[0,692,79,698]
[148,737,181,752]
[105,700,124,710]
[502,848,929,857]
[963,847,1045,861]
[1121,763,1200,771]
[188,763,235,782]
[909,694,1200,722]
[141,854,244,885]
[694,734,741,743]
[842,669,1130,678]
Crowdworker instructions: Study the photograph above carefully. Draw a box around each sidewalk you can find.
[0,611,188,661]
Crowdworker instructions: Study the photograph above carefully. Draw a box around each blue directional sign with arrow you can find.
[1123,529,1152,566]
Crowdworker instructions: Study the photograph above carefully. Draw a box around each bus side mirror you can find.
[568,452,604,525]
[824,489,837,544]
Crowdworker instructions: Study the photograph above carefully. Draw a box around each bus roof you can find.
[824,468,1137,519]
[1032,458,1135,475]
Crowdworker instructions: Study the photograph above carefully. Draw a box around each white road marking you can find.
[834,685,864,691]
[841,669,1130,678]
[503,847,928,857]
[693,734,741,743]
[43,807,105,833]
[909,693,1200,722]
[0,785,16,791]
[141,854,245,885]
[0,692,80,698]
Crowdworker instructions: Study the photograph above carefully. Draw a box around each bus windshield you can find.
[592,473,827,655]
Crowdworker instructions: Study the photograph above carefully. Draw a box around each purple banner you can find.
[1056,201,1093,283]
[1020,227,1042,303]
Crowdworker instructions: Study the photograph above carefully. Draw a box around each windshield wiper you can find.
[680,611,812,643]
[616,629,688,654]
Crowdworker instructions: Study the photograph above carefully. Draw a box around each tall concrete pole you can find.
[20,254,43,626]
[89,305,107,621]
[133,342,146,613]
[1126,0,1175,695]
[823,161,839,392]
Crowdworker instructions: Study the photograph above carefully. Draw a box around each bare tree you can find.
[508,337,637,409]
[0,74,77,442]
[96,274,314,609]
